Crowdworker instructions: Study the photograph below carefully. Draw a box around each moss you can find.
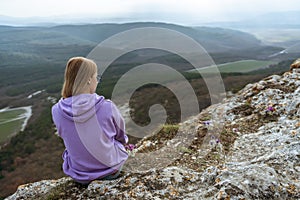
[136,124,180,153]
[161,124,179,134]
[200,114,212,121]
[44,180,88,200]
[143,124,179,143]
[178,147,193,154]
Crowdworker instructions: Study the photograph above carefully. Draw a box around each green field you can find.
[0,108,28,144]
[189,60,276,74]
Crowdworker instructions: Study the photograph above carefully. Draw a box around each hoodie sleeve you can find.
[51,104,62,137]
[111,102,128,144]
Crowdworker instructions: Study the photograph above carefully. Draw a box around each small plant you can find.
[201,119,225,157]
[178,146,193,154]
[203,120,212,126]
[125,144,138,157]
[161,124,179,134]
[209,135,223,154]
[266,105,275,114]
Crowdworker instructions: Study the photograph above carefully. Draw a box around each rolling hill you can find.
[51,22,262,53]
[0,22,262,60]
[0,22,291,98]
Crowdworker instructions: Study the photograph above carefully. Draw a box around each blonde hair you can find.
[61,57,97,98]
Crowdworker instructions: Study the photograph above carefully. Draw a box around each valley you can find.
[0,21,299,198]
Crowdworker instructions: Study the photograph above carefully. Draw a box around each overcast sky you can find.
[1,0,300,24]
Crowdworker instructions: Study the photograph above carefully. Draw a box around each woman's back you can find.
[52,58,128,183]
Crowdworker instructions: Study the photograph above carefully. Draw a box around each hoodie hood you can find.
[57,93,105,123]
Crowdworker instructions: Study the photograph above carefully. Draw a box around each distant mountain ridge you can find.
[207,10,300,29]
[1,10,300,28]
[51,22,261,52]
[0,22,261,56]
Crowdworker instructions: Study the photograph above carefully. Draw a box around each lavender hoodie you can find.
[52,93,128,183]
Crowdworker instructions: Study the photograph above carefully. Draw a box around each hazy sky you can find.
[1,0,300,24]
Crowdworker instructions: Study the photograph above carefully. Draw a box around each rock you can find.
[290,58,300,71]
[6,70,300,199]
[5,177,72,200]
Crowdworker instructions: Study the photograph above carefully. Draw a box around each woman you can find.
[52,57,128,184]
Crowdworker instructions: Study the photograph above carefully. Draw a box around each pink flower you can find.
[267,106,275,112]
[125,144,136,151]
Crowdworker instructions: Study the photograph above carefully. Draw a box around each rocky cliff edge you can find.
[6,68,300,200]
